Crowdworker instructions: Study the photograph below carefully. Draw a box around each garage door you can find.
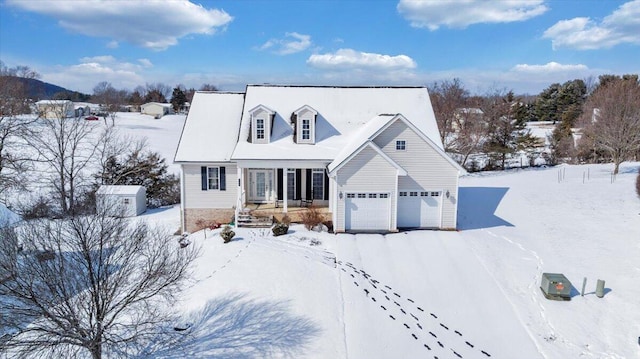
[397,190,442,228]
[345,192,390,231]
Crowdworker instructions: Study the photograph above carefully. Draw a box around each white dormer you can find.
[293,105,317,144]
[249,105,275,144]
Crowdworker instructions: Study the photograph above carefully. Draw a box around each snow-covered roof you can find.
[174,92,245,162]
[96,185,145,196]
[142,102,172,108]
[232,85,442,161]
[35,100,72,105]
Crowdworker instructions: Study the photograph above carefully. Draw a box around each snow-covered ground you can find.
[115,113,638,358]
[7,113,640,358]
[149,162,638,359]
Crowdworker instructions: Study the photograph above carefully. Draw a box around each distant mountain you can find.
[10,76,90,101]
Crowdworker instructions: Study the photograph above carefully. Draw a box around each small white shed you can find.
[141,102,171,118]
[96,185,147,217]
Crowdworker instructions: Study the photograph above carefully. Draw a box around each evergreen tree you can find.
[97,147,179,207]
[170,86,187,112]
[481,91,532,170]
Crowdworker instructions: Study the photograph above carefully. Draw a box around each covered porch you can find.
[235,160,333,223]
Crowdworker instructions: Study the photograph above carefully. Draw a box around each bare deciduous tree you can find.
[429,78,469,151]
[26,110,105,215]
[0,208,199,358]
[580,76,640,174]
[0,62,38,195]
[92,82,128,126]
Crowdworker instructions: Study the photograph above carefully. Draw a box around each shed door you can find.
[345,193,390,231]
[397,190,442,228]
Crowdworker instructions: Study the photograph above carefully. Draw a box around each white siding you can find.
[373,119,459,228]
[335,146,397,231]
[182,163,238,209]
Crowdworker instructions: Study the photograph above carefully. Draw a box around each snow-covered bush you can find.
[272,222,289,236]
[220,225,235,243]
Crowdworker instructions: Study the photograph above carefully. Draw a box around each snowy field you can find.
[4,113,639,358]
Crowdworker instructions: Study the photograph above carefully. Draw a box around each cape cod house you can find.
[174,85,465,233]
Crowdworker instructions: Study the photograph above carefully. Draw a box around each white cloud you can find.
[511,62,588,74]
[397,0,547,30]
[138,59,153,68]
[41,56,151,93]
[543,0,640,50]
[307,49,417,71]
[6,0,233,51]
[258,32,312,55]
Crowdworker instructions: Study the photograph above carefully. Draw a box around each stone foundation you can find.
[184,208,235,233]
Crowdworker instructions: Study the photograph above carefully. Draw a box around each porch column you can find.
[235,166,243,228]
[282,167,288,213]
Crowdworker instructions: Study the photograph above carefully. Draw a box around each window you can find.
[420,191,428,197]
[368,193,377,198]
[256,118,265,140]
[346,193,355,198]
[207,167,219,190]
[410,191,418,197]
[357,193,366,198]
[396,140,406,150]
[287,169,295,199]
[380,193,389,198]
[302,118,310,140]
[123,198,130,205]
[431,191,440,197]
[312,168,324,200]
[399,191,407,196]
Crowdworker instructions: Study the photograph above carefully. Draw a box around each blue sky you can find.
[1,0,638,95]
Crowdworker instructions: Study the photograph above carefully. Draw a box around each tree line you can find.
[429,74,640,174]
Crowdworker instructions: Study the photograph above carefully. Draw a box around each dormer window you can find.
[249,105,275,144]
[292,105,317,144]
[256,118,265,140]
[302,118,311,140]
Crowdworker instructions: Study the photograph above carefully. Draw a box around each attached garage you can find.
[397,190,442,228]
[345,192,390,231]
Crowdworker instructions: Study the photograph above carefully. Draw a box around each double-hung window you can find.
[207,167,219,190]
[302,118,311,140]
[256,118,265,140]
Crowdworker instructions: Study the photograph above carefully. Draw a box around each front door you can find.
[248,169,274,203]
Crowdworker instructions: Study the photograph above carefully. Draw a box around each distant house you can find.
[141,102,172,118]
[174,85,465,233]
[452,108,485,132]
[35,100,75,119]
[96,185,147,217]
[74,103,91,117]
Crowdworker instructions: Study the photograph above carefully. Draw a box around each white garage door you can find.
[397,190,442,228]
[345,192,390,231]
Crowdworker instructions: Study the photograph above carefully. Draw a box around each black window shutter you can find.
[306,169,312,199]
[295,169,302,200]
[219,166,226,191]
[201,166,207,190]
[277,168,283,199]
[324,171,329,200]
